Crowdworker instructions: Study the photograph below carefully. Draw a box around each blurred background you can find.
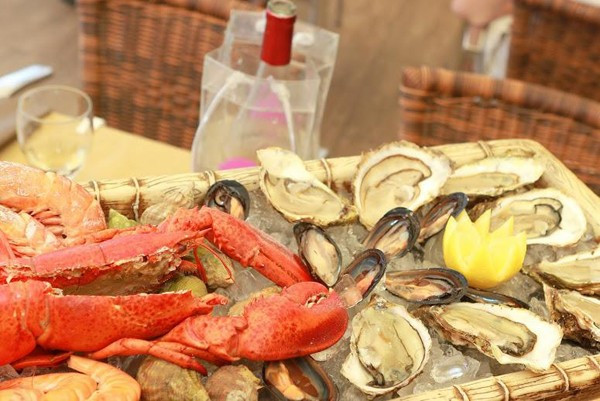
[3,0,600,191]
[0,0,465,156]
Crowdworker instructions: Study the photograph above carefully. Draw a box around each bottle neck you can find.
[260,2,296,66]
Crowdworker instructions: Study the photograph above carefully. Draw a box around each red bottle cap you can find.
[260,0,297,66]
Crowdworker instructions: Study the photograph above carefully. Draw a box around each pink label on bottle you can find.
[218,157,258,170]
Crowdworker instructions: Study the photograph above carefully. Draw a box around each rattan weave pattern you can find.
[508,0,600,101]
[78,0,261,149]
[399,66,600,193]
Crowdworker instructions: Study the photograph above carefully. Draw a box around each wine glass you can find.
[16,85,93,178]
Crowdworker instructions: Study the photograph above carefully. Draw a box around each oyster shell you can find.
[352,141,452,229]
[385,268,468,305]
[294,222,342,287]
[441,157,545,197]
[257,147,356,226]
[527,247,600,295]
[341,296,431,396]
[417,302,562,371]
[544,285,600,349]
[485,188,586,246]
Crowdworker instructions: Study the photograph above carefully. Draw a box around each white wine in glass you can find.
[17,85,93,178]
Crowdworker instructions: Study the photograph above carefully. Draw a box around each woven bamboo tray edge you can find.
[81,138,600,400]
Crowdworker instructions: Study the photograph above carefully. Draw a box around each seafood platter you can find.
[1,138,600,400]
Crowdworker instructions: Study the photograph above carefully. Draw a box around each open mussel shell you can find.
[462,288,529,309]
[362,207,420,259]
[334,249,387,307]
[264,357,338,401]
[204,180,250,220]
[385,268,468,305]
[293,222,342,287]
[418,192,468,242]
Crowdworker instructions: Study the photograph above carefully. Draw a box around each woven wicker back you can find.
[399,66,600,193]
[78,0,262,149]
[508,0,600,101]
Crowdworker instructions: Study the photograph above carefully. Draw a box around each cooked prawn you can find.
[0,373,96,401]
[67,356,140,401]
[0,356,140,401]
[0,162,106,258]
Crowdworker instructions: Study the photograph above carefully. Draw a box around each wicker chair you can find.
[78,0,262,149]
[399,66,600,193]
[508,0,600,102]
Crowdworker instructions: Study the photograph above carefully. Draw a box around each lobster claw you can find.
[90,282,348,371]
[236,282,348,361]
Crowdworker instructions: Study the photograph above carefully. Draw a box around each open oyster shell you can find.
[544,285,600,349]
[353,141,452,229]
[257,148,356,226]
[527,247,600,295]
[417,302,563,372]
[484,188,586,247]
[441,157,545,197]
[341,296,431,396]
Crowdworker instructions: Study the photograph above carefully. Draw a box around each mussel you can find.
[334,249,386,307]
[418,192,468,242]
[204,180,250,220]
[264,357,338,401]
[385,268,468,305]
[462,288,529,309]
[293,222,342,287]
[362,207,420,259]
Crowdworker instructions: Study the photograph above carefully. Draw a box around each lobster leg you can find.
[11,350,72,370]
[88,282,348,372]
[159,207,313,287]
[88,338,209,373]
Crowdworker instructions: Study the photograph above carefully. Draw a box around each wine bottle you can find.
[193,0,317,172]
[222,0,304,169]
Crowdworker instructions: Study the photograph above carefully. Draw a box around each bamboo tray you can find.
[82,139,600,401]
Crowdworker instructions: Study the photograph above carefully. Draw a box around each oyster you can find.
[352,141,452,229]
[418,192,468,242]
[462,288,529,309]
[362,207,420,259]
[441,157,545,197]
[264,357,337,401]
[484,188,586,246]
[204,180,250,220]
[527,247,600,295]
[544,285,600,349]
[417,302,562,371]
[341,296,431,396]
[385,268,468,305]
[257,148,356,226]
[334,249,387,307]
[294,222,342,287]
